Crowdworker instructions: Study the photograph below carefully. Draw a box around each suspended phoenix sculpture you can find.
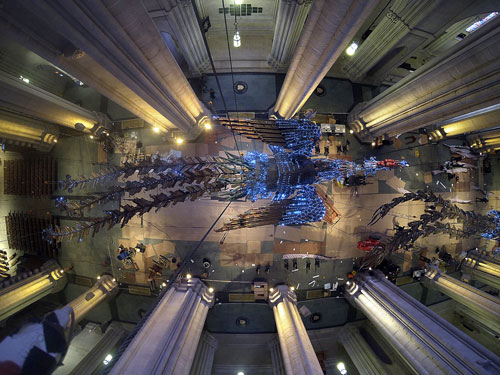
[44,118,406,242]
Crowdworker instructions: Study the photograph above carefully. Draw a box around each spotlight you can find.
[89,135,94,139]
[53,139,58,143]
[97,275,101,279]
[204,121,212,130]
[371,141,376,146]
[112,278,116,282]
[176,138,184,145]
[349,129,354,134]
[270,287,274,292]
[290,286,295,291]
[208,287,214,293]
[161,282,166,287]
[186,273,192,279]
[153,127,160,133]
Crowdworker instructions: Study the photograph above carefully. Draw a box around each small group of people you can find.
[336,139,350,155]
[315,139,350,156]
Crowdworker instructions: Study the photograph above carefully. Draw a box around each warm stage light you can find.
[204,122,212,130]
[176,138,184,145]
[208,287,214,293]
[186,273,192,279]
[153,127,160,133]
[349,129,354,134]
[371,141,376,146]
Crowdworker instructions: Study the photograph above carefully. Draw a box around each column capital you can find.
[96,275,119,298]
[424,265,441,281]
[175,277,215,307]
[268,285,297,308]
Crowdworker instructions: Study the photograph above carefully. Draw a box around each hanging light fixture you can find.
[346,41,358,56]
[233,22,241,48]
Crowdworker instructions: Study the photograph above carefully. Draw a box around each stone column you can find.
[342,0,437,83]
[273,0,379,118]
[268,0,312,71]
[12,0,210,136]
[109,278,214,375]
[0,72,98,132]
[0,260,66,321]
[348,16,500,141]
[424,266,500,335]
[338,326,388,375]
[189,331,217,375]
[147,0,211,76]
[468,125,500,152]
[345,270,500,375]
[268,285,322,375]
[0,119,56,152]
[65,275,119,324]
[70,322,128,375]
[268,335,285,375]
[461,250,500,290]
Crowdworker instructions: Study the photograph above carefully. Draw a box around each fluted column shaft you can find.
[339,326,388,375]
[65,275,119,324]
[190,331,217,375]
[342,0,436,82]
[273,0,379,118]
[268,0,312,71]
[0,72,97,132]
[462,250,500,290]
[151,0,210,76]
[268,335,286,375]
[269,285,322,375]
[424,266,500,335]
[0,260,66,321]
[70,322,128,375]
[346,270,500,375]
[19,0,210,136]
[109,278,215,375]
[348,16,500,141]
